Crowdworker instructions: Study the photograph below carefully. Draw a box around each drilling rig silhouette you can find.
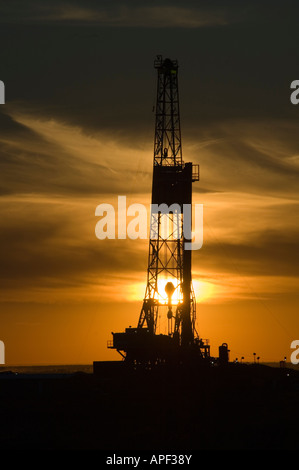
[107,56,229,367]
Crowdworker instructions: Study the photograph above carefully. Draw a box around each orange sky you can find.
[0,109,298,365]
[0,1,299,365]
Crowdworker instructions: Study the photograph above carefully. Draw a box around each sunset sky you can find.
[0,0,299,365]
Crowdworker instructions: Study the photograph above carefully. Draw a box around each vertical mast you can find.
[138,56,199,347]
[154,56,182,166]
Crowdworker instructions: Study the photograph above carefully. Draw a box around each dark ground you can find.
[0,362,298,450]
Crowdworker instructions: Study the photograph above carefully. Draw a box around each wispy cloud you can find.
[0,108,298,307]
[0,2,230,28]
[188,119,299,198]
[0,109,152,197]
[47,5,228,28]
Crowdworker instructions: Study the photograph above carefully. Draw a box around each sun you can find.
[193,280,215,303]
[126,278,215,305]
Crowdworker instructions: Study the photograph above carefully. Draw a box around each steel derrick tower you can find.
[108,56,210,365]
[138,56,198,346]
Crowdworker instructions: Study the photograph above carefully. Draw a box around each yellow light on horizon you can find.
[155,278,182,306]
[126,278,216,305]
[193,280,215,303]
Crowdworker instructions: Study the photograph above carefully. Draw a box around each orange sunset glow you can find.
[1,2,299,367]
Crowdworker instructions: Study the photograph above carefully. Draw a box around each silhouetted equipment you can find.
[219,343,230,365]
[108,56,227,366]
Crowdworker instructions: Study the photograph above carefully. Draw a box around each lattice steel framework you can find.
[153,56,182,166]
[137,56,199,346]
